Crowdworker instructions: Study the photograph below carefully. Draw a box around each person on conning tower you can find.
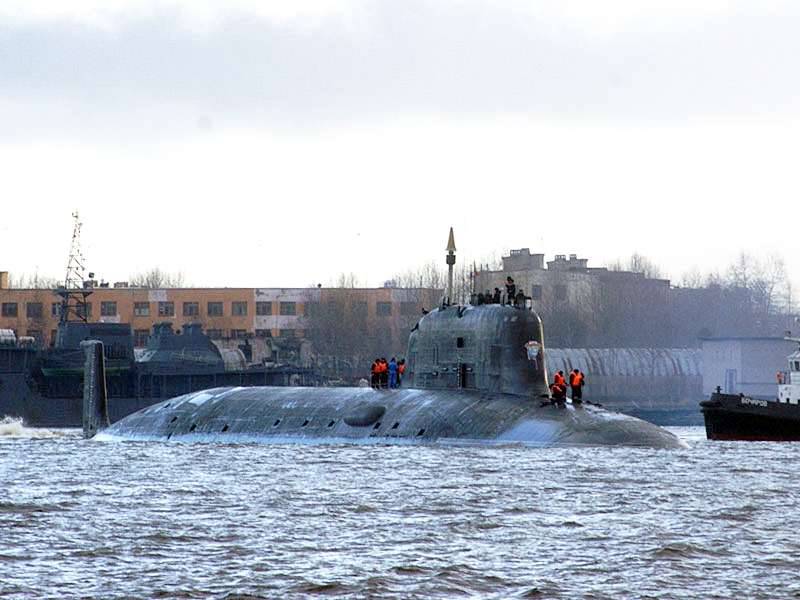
[505,277,516,305]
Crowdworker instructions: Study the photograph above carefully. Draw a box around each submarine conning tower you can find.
[405,303,550,399]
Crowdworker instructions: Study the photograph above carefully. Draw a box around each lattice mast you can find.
[57,212,92,324]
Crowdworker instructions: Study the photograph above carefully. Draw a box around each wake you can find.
[0,416,72,439]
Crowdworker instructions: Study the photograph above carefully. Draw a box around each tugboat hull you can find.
[701,392,800,441]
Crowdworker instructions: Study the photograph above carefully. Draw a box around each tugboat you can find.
[700,338,800,441]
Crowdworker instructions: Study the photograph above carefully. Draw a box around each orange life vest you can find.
[554,372,565,386]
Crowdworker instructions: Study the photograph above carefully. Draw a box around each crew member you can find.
[553,370,566,388]
[379,357,389,389]
[505,277,516,305]
[777,371,784,385]
[370,359,379,388]
[389,357,398,389]
[569,369,584,403]
[550,382,567,404]
[397,359,406,387]
[493,288,502,304]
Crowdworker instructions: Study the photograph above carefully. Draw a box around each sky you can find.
[1,0,798,288]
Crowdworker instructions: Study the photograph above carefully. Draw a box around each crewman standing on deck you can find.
[370,359,379,388]
[389,357,398,389]
[569,369,584,404]
[553,370,566,388]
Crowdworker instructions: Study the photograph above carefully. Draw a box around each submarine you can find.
[82,232,685,449]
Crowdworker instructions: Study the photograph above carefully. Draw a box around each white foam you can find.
[0,416,71,439]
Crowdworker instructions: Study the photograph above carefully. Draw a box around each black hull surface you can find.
[701,392,800,441]
[97,386,687,449]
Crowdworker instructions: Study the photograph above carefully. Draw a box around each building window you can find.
[256,301,272,316]
[134,329,150,347]
[207,302,223,316]
[158,301,175,317]
[1,303,18,317]
[26,303,43,319]
[279,302,296,316]
[51,302,61,317]
[183,302,199,317]
[232,301,248,316]
[279,328,295,338]
[376,302,392,317]
[255,328,272,338]
[230,329,248,339]
[206,328,223,339]
[100,301,117,317]
[134,302,150,316]
[400,302,417,316]
[555,285,567,302]
[531,285,542,300]
[352,301,368,318]
[76,303,92,318]
[50,329,57,345]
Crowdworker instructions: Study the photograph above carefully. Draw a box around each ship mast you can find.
[56,211,92,324]
[445,227,456,305]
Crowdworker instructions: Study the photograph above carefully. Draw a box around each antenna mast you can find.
[56,212,93,324]
[445,227,456,306]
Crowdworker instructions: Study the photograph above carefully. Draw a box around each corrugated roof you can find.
[546,348,701,377]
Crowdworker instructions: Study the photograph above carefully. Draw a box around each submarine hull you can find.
[97,386,686,449]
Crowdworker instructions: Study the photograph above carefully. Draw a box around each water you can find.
[1,423,798,599]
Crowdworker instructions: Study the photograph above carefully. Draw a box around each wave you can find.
[0,416,70,439]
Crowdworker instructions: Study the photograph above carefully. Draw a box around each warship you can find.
[84,230,685,449]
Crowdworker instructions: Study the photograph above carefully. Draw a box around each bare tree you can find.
[129,268,186,288]
[8,272,60,289]
[679,269,704,289]
[392,261,446,290]
[725,252,788,318]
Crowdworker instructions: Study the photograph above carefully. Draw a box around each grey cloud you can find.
[2,1,799,140]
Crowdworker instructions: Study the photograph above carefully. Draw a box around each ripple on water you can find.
[2,427,800,599]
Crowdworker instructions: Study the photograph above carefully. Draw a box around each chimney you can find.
[0,272,8,290]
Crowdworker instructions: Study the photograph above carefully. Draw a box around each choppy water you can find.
[1,422,798,599]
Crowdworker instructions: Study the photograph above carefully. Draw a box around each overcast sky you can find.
[1,0,798,289]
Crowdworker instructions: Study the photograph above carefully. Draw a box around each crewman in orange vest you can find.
[370,359,379,388]
[569,369,584,404]
[553,370,566,387]
[397,359,406,387]
[550,382,567,404]
[379,358,389,389]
